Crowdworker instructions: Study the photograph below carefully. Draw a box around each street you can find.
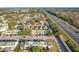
[45,10,79,44]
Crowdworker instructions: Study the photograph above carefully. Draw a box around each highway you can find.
[48,21,70,52]
[45,10,79,44]
[55,36,68,52]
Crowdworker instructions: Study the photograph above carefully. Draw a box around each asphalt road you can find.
[48,21,69,52]
[56,36,68,52]
[45,11,79,44]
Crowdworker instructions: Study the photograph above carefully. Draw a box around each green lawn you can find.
[17,29,31,36]
[48,39,59,52]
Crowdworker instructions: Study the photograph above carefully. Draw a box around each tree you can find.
[47,30,53,36]
[0,32,2,36]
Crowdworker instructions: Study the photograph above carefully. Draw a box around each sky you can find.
[0,0,79,7]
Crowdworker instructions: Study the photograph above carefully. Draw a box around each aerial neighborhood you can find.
[0,8,79,52]
[0,8,54,52]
